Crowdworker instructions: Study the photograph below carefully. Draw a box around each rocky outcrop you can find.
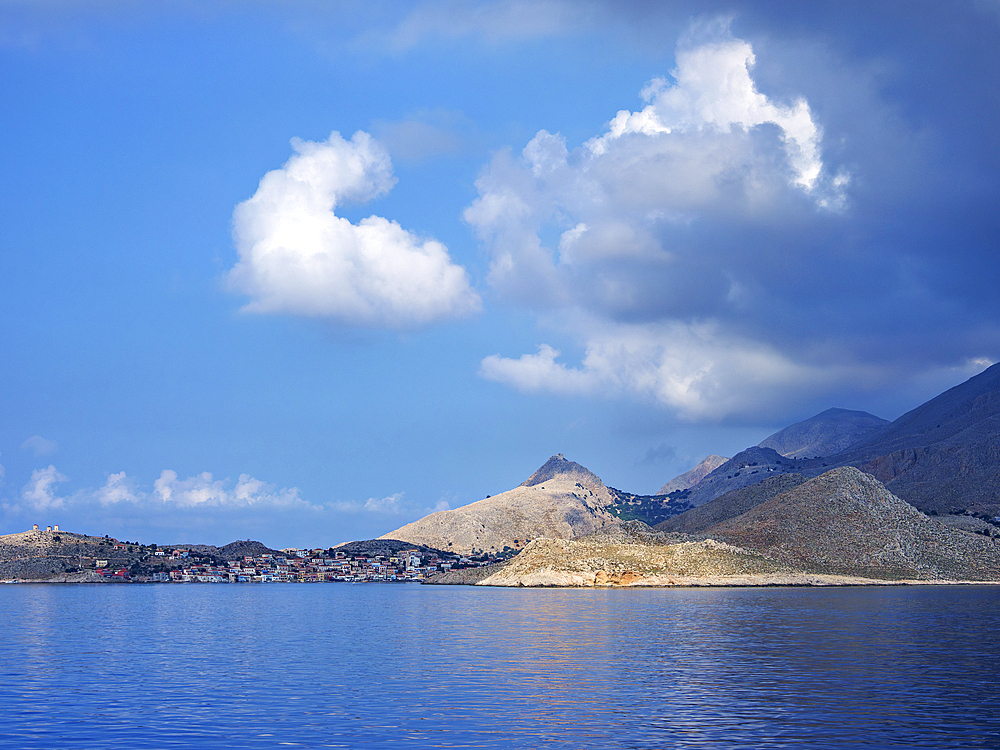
[758,407,889,458]
[520,454,605,491]
[379,455,619,555]
[657,455,729,494]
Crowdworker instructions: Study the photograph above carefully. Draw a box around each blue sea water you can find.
[1,584,998,749]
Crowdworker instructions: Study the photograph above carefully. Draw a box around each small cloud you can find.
[480,344,599,395]
[96,472,144,506]
[21,435,58,457]
[363,493,404,514]
[227,130,480,329]
[152,470,308,509]
[21,465,68,511]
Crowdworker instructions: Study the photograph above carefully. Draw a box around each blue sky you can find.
[1,1,998,548]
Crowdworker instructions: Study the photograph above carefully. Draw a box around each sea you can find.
[1,583,998,750]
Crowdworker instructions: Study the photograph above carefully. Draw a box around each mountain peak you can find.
[758,407,888,458]
[520,454,605,491]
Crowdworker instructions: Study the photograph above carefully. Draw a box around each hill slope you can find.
[830,362,1000,514]
[705,467,1000,580]
[758,408,889,458]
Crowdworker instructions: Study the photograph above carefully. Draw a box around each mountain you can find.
[657,455,729,494]
[477,468,1000,587]
[663,363,1000,515]
[758,408,889,458]
[704,467,1000,580]
[379,455,620,555]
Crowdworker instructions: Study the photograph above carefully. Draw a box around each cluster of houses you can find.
[117,547,481,583]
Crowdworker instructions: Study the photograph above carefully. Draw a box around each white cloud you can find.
[586,25,827,193]
[21,435,58,457]
[228,130,480,328]
[152,470,308,509]
[481,321,840,420]
[466,20,862,419]
[480,343,600,395]
[363,493,404,514]
[13,467,310,514]
[97,471,144,506]
[21,465,68,511]
[333,492,407,514]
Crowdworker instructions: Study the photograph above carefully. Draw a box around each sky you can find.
[1,0,998,548]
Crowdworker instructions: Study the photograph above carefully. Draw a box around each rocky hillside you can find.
[657,455,729,494]
[0,528,148,581]
[758,408,889,458]
[475,535,796,587]
[379,455,620,555]
[704,467,1000,580]
[469,520,911,587]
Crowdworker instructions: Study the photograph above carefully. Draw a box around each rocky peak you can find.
[520,454,606,492]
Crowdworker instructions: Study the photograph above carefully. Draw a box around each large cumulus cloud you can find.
[228,130,481,329]
[467,19,998,419]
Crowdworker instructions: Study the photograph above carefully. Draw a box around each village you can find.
[96,545,491,584]
[3,524,507,584]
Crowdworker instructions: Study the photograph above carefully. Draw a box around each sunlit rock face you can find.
[379,455,619,555]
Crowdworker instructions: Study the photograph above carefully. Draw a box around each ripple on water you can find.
[0,584,998,749]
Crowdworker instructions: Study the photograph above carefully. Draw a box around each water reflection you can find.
[0,584,998,748]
